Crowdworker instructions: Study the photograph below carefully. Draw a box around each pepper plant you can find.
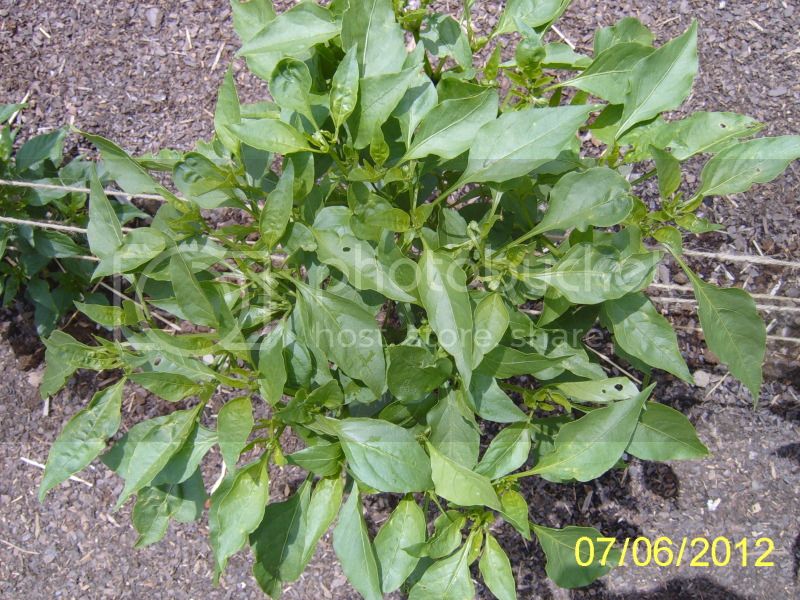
[38,1,800,598]
[0,105,148,334]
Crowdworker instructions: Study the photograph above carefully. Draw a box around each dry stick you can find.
[97,281,182,332]
[0,215,133,234]
[584,345,643,384]
[651,296,800,314]
[19,457,93,487]
[649,282,798,303]
[551,25,576,50]
[679,248,799,269]
[0,537,39,555]
[0,178,176,202]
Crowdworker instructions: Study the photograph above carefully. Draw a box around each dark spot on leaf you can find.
[719,122,727,128]
[615,383,624,391]
[342,246,351,252]
[601,389,607,394]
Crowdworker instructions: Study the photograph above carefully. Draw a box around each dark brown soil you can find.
[1,1,798,599]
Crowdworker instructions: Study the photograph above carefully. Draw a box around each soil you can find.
[0,1,798,599]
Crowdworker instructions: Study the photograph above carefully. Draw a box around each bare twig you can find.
[584,345,643,385]
[20,457,93,487]
[0,178,175,202]
[0,538,39,555]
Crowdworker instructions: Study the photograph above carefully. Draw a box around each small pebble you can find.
[145,7,162,29]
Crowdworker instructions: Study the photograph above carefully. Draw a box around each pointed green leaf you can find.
[686,271,765,399]
[499,489,530,539]
[428,390,480,469]
[217,396,254,470]
[352,67,418,149]
[40,380,125,500]
[341,0,406,77]
[626,401,709,461]
[418,246,474,386]
[239,2,340,56]
[533,525,617,588]
[260,161,294,249]
[532,386,652,482]
[652,146,681,198]
[295,282,386,395]
[479,533,517,600]
[87,170,123,259]
[132,469,206,547]
[215,67,242,154]
[405,87,498,160]
[330,47,360,131]
[495,0,571,35]
[460,105,593,184]
[408,540,475,600]
[472,293,509,368]
[696,135,800,198]
[335,418,433,493]
[594,17,654,54]
[475,423,531,480]
[210,458,269,581]
[530,167,632,236]
[333,485,383,600]
[617,22,698,136]
[375,498,427,593]
[387,345,451,403]
[169,251,218,328]
[428,443,501,510]
[650,111,762,161]
[258,324,287,406]
[555,377,639,404]
[563,42,654,104]
[228,119,313,155]
[602,293,692,382]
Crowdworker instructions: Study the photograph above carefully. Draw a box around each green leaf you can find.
[695,135,800,199]
[555,377,639,404]
[531,386,652,482]
[313,229,417,302]
[251,480,311,588]
[215,67,242,154]
[169,251,218,328]
[387,345,451,403]
[258,324,287,406]
[420,14,472,68]
[301,476,345,565]
[287,442,343,477]
[459,105,593,184]
[82,131,165,196]
[260,161,294,249]
[239,2,340,56]
[499,489,530,539]
[209,458,270,582]
[334,418,433,493]
[16,128,67,171]
[93,228,168,278]
[405,87,498,161]
[476,345,560,379]
[428,390,480,469]
[649,111,762,161]
[685,270,765,399]
[627,401,709,461]
[533,525,617,588]
[418,246,474,386]
[472,293,509,368]
[341,0,407,78]
[530,167,632,236]
[475,423,531,480]
[428,442,501,510]
[333,484,383,600]
[394,70,438,147]
[230,0,276,42]
[467,375,528,423]
[602,293,692,382]
[114,403,204,508]
[132,469,206,547]
[87,170,123,259]
[651,146,681,198]
[408,540,475,600]
[616,22,698,136]
[40,380,125,500]
[423,510,466,559]
[228,119,313,155]
[375,497,427,593]
[352,67,418,149]
[74,302,134,329]
[594,17,654,54]
[529,243,661,305]
[217,396,254,470]
[479,533,517,600]
[295,282,386,395]
[151,425,217,486]
[495,0,571,35]
[270,58,315,124]
[330,47,360,132]
[563,42,654,104]
[129,372,203,402]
